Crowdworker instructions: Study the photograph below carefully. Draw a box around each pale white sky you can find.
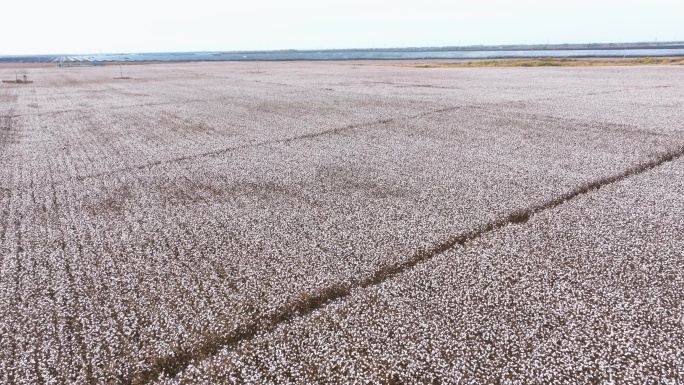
[1,0,682,55]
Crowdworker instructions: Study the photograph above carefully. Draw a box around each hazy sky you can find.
[1,0,682,55]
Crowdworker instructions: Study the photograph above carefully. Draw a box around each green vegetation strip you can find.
[405,57,684,68]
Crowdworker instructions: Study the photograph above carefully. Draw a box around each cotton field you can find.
[1,61,683,384]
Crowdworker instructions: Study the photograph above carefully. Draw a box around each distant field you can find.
[394,57,684,68]
[1,62,683,384]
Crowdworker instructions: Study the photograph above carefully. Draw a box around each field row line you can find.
[125,143,684,384]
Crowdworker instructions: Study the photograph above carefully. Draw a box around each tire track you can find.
[124,143,684,384]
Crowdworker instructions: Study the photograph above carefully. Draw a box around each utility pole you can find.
[118,54,124,78]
